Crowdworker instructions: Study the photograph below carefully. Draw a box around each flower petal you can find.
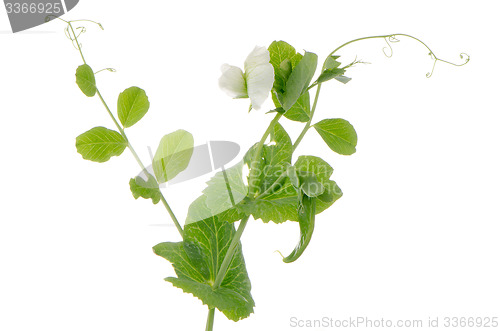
[218,64,247,98]
[246,63,274,110]
[244,46,271,73]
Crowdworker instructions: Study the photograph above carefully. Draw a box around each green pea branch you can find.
[52,16,468,331]
[55,17,184,237]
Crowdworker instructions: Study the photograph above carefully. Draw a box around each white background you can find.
[1,1,499,330]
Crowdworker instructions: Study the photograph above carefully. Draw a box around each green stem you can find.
[96,89,126,137]
[159,195,183,237]
[205,308,215,331]
[68,22,86,64]
[204,32,470,331]
[67,21,184,237]
[212,215,250,290]
[292,84,322,152]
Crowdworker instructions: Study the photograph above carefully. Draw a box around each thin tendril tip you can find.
[95,68,117,75]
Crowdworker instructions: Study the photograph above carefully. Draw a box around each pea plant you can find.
[52,16,468,331]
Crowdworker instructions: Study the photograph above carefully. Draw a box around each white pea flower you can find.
[218,46,274,110]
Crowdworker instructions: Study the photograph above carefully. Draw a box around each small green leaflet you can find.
[153,205,254,321]
[314,118,358,155]
[117,86,150,128]
[325,55,341,70]
[129,175,162,204]
[75,126,127,162]
[75,64,96,97]
[153,130,194,183]
[283,194,316,263]
[316,55,352,85]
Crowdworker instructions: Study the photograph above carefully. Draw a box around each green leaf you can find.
[313,118,358,155]
[268,41,296,74]
[282,52,318,110]
[75,126,127,162]
[117,86,150,128]
[283,194,316,263]
[129,175,162,204]
[284,91,311,122]
[75,64,96,97]
[324,55,341,70]
[153,130,194,183]
[272,86,311,123]
[153,209,254,321]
